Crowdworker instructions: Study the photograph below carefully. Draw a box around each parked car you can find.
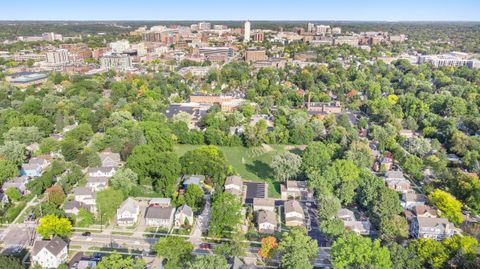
[199,243,212,250]
[82,231,91,236]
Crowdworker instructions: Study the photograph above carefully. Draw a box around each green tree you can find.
[180,145,227,187]
[331,232,392,269]
[345,141,375,169]
[76,208,94,227]
[155,237,193,269]
[379,215,408,242]
[317,195,341,220]
[96,189,125,224]
[0,159,19,184]
[409,238,448,269]
[127,144,180,196]
[184,184,204,213]
[95,252,145,269]
[0,141,27,166]
[209,192,242,238]
[320,218,345,237]
[278,227,319,269]
[0,256,24,269]
[60,139,81,162]
[3,126,42,144]
[428,189,463,225]
[5,187,21,201]
[110,168,138,196]
[388,242,422,269]
[36,214,72,239]
[271,151,302,182]
[187,255,228,269]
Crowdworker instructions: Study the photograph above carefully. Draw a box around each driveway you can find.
[190,194,211,247]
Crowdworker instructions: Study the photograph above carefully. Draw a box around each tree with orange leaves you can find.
[258,236,278,260]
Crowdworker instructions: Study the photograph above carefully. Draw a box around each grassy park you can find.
[174,144,303,198]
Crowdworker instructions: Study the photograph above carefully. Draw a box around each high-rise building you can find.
[316,25,330,35]
[307,23,315,33]
[109,40,130,54]
[253,32,264,42]
[100,54,132,71]
[46,49,69,65]
[331,27,342,35]
[198,22,211,31]
[244,21,251,43]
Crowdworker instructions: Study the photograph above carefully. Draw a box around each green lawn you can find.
[174,144,301,198]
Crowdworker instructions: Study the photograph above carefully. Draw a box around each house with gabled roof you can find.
[225,175,243,198]
[116,197,140,226]
[253,198,275,212]
[284,200,305,227]
[31,236,68,268]
[175,204,194,227]
[145,206,175,229]
[257,210,277,234]
[99,150,122,168]
[87,166,116,178]
[410,217,454,240]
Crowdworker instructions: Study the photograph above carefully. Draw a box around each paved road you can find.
[189,194,211,247]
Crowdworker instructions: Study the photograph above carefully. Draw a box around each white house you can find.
[281,180,314,201]
[224,175,243,197]
[87,167,116,178]
[257,210,277,234]
[99,150,122,168]
[73,187,97,214]
[175,204,194,227]
[31,236,68,268]
[117,198,140,226]
[86,177,109,192]
[144,206,175,229]
[284,200,305,227]
[401,193,427,210]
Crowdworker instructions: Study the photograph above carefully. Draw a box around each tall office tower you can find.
[307,23,315,33]
[244,21,251,43]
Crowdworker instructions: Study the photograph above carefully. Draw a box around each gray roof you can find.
[284,200,303,214]
[257,210,277,225]
[21,163,41,171]
[416,217,453,229]
[74,187,94,196]
[253,198,275,208]
[87,177,109,184]
[64,201,85,211]
[336,208,355,221]
[225,175,243,187]
[286,180,307,189]
[32,236,67,257]
[176,204,193,217]
[149,198,171,205]
[183,175,205,185]
[87,166,116,174]
[385,170,405,180]
[403,193,427,203]
[145,206,175,220]
[118,198,139,214]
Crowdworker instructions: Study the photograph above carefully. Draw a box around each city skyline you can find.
[1,0,479,21]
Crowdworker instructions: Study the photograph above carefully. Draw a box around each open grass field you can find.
[174,144,304,198]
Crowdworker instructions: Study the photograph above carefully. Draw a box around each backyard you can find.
[174,144,304,198]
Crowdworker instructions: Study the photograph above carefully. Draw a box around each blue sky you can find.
[2,0,479,21]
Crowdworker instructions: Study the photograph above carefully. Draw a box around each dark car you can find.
[82,232,91,236]
[199,243,212,250]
